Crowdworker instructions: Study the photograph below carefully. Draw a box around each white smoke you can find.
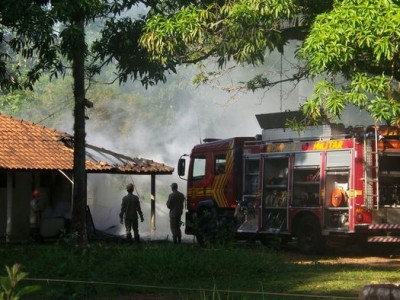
[82,54,308,240]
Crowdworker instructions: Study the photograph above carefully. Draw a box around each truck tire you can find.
[296,215,325,254]
[195,210,217,247]
[195,213,234,247]
[195,232,206,247]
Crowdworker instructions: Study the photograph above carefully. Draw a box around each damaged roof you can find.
[0,113,174,174]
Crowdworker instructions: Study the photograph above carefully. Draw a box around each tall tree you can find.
[0,0,102,248]
[69,5,88,249]
[0,0,167,248]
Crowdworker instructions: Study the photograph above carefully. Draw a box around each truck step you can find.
[368,236,400,243]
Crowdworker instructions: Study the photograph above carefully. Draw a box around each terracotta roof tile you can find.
[0,113,174,174]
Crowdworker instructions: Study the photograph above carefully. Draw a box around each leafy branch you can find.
[0,264,41,300]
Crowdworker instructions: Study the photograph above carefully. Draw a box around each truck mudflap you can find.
[185,211,195,235]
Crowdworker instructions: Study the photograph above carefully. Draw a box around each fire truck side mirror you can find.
[178,158,186,176]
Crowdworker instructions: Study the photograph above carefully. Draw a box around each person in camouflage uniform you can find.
[119,183,144,242]
[167,183,185,244]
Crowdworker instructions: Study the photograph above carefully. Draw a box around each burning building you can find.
[0,113,173,242]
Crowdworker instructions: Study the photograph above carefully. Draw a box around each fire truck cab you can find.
[179,112,400,253]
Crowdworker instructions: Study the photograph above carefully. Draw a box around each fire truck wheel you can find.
[195,224,217,247]
[194,211,217,247]
[195,214,234,247]
[195,232,206,247]
[296,215,325,254]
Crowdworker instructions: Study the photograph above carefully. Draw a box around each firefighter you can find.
[30,189,44,243]
[119,183,144,242]
[167,182,185,244]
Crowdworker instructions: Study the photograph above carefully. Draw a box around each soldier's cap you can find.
[32,189,40,197]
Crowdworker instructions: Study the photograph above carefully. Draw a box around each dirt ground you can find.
[281,242,400,269]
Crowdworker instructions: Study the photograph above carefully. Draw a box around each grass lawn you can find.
[0,240,399,299]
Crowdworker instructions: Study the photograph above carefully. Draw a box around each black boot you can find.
[126,232,132,242]
[173,236,177,244]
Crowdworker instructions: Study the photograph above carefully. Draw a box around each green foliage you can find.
[0,91,32,115]
[140,0,298,69]
[0,0,171,92]
[298,0,400,125]
[136,0,336,93]
[300,0,400,75]
[91,17,168,88]
[190,210,237,248]
[0,0,64,90]
[0,264,41,300]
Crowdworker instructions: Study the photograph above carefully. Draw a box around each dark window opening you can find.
[40,172,52,188]
[0,172,15,188]
[215,155,226,175]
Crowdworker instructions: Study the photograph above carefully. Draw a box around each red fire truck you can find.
[178,111,400,253]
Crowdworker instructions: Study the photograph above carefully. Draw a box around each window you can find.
[40,172,52,188]
[192,156,206,180]
[0,172,6,188]
[0,172,15,188]
[215,156,226,175]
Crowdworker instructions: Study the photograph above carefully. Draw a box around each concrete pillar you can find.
[150,174,156,236]
[6,172,12,242]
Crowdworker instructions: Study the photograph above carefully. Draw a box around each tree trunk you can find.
[71,17,88,249]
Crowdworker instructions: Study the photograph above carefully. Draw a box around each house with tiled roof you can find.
[0,113,174,241]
